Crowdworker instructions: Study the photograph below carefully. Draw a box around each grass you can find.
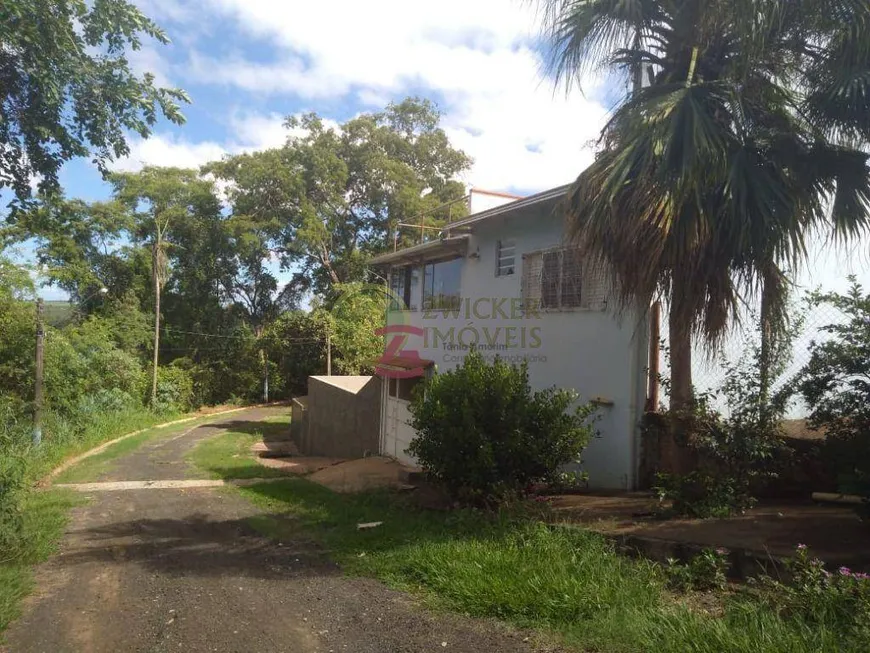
[25,409,184,485]
[53,414,233,484]
[0,489,81,632]
[0,405,240,637]
[187,430,290,480]
[190,429,866,653]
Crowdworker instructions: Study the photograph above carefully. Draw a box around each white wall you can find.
[384,204,649,489]
[467,189,520,214]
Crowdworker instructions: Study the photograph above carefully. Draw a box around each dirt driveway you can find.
[2,407,543,653]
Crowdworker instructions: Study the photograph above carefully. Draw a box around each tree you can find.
[208,97,472,296]
[2,195,135,305]
[0,0,188,206]
[538,0,870,411]
[110,167,222,407]
[797,278,870,501]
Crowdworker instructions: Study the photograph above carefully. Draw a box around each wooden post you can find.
[33,298,45,446]
[151,252,161,408]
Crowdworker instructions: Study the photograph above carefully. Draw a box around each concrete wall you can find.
[383,201,649,489]
[290,396,309,451]
[303,376,381,458]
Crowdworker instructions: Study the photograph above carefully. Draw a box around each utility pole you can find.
[33,298,45,446]
[326,328,332,376]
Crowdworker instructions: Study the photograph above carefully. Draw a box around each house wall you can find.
[304,376,382,458]
[383,204,649,489]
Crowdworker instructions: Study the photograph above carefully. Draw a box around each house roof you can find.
[369,234,470,266]
[370,184,569,266]
[444,184,569,230]
[374,355,436,372]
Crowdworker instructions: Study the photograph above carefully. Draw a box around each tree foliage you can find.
[4,96,470,411]
[0,0,188,206]
[208,98,471,295]
[797,277,870,500]
[537,0,870,409]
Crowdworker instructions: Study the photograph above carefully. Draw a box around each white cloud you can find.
[108,111,337,173]
[175,0,609,193]
[110,134,228,172]
[127,41,175,89]
[226,112,289,151]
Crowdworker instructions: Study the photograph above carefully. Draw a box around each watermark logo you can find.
[330,283,427,379]
[330,282,548,378]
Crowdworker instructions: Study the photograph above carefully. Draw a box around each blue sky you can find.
[32,0,618,299]
[25,0,868,304]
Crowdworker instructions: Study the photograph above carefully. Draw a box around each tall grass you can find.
[0,406,183,635]
[229,474,866,653]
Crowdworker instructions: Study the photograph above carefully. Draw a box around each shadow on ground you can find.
[205,419,291,443]
[59,510,334,580]
[58,479,490,583]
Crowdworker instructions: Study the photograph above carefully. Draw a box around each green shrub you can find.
[153,361,195,412]
[407,351,596,504]
[754,545,870,643]
[666,548,729,591]
[796,278,870,506]
[654,317,795,517]
[0,439,27,554]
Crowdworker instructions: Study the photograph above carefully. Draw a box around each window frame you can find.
[389,265,418,311]
[495,238,516,277]
[422,256,462,311]
[522,246,602,313]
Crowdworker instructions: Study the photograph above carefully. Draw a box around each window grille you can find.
[521,246,609,311]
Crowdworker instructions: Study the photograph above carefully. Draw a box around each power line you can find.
[160,326,325,343]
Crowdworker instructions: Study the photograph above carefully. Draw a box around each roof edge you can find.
[445,184,569,231]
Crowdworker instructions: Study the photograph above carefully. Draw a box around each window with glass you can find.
[422,258,462,310]
[496,239,516,276]
[389,265,418,310]
[522,247,597,311]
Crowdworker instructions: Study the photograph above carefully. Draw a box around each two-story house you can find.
[370,186,650,490]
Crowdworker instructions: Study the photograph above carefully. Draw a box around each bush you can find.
[797,278,870,506]
[0,433,27,553]
[666,548,729,591]
[407,351,596,505]
[754,545,870,643]
[654,318,795,517]
[153,362,195,412]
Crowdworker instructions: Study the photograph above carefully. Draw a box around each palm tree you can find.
[538,0,870,412]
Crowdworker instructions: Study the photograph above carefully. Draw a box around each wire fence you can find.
[659,299,850,419]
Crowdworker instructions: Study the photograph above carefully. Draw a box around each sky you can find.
[23,0,870,316]
[28,0,617,299]
[62,0,613,198]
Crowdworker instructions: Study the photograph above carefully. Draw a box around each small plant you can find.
[550,470,589,494]
[665,548,729,592]
[796,278,870,511]
[652,314,798,517]
[408,351,596,505]
[755,545,870,640]
[655,471,753,518]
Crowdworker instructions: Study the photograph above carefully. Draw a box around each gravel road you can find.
[2,406,551,653]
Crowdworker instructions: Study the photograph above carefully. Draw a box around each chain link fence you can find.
[658,297,850,420]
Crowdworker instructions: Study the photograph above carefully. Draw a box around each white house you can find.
[370,186,651,490]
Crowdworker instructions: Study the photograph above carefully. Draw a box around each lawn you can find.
[53,415,218,484]
[187,430,291,480]
[190,430,861,653]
